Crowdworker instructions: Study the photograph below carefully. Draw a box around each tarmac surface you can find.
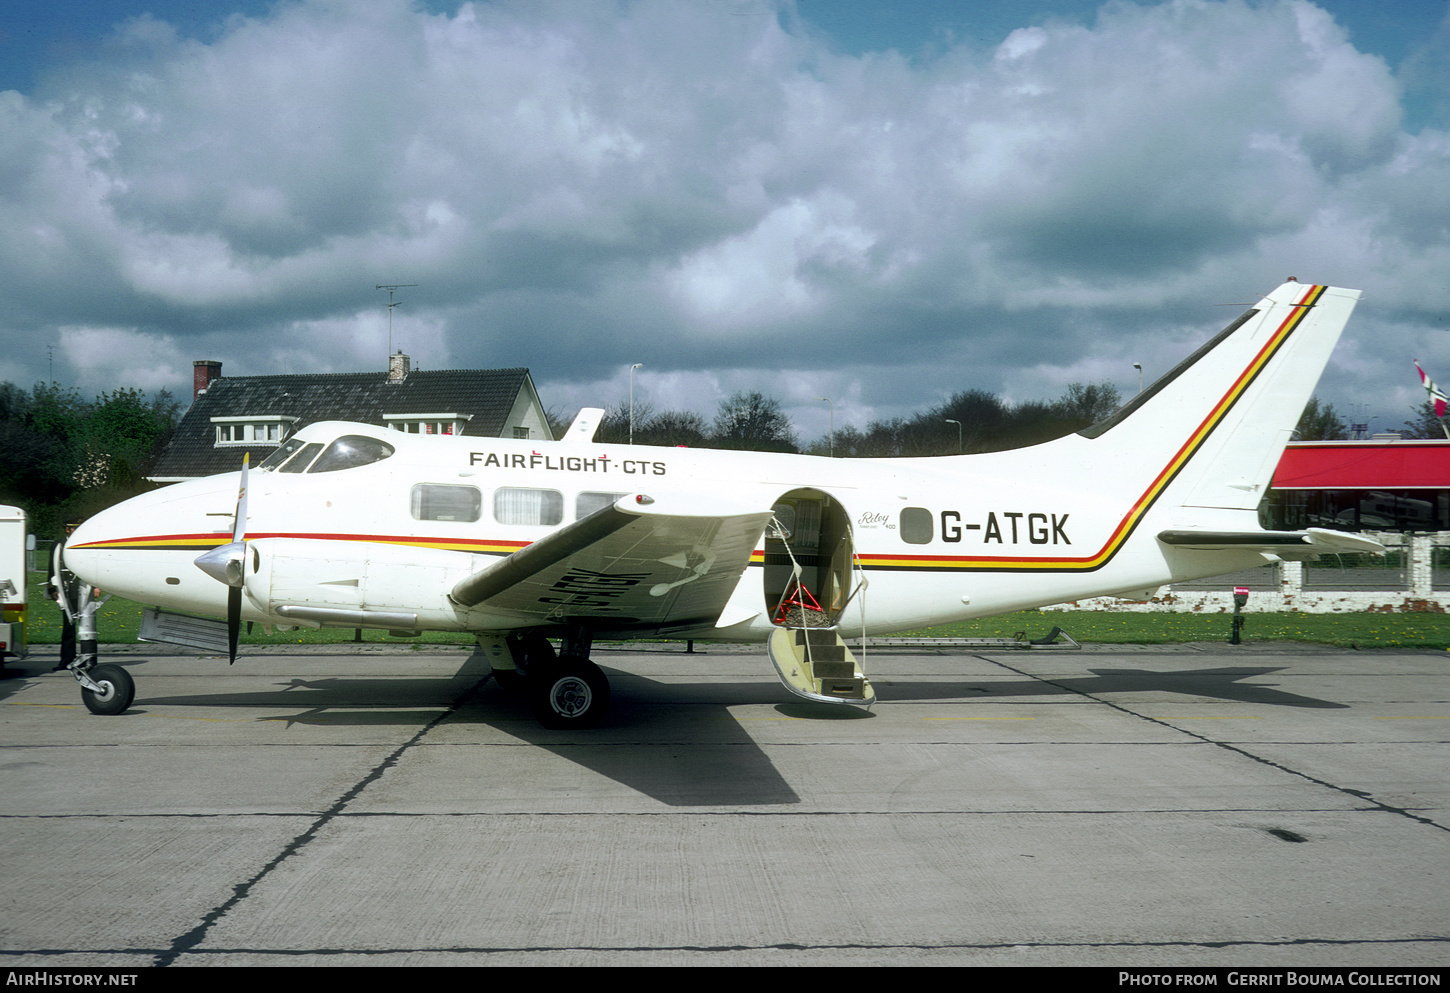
[0,638,1447,967]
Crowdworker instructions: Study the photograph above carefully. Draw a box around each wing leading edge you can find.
[451,495,775,633]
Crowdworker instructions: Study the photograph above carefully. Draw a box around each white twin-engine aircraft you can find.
[61,281,1381,727]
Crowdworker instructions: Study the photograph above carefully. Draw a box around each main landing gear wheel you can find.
[81,664,135,716]
[530,655,610,729]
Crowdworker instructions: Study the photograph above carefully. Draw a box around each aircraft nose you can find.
[62,502,131,588]
[61,476,228,585]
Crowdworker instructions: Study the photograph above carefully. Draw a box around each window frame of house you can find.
[211,415,299,447]
[383,413,472,436]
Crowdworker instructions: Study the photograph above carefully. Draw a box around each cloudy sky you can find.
[2,0,1448,442]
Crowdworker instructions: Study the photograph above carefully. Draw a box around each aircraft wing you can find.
[1157,528,1385,560]
[450,495,775,632]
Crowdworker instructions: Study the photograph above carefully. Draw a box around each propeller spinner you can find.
[193,454,249,663]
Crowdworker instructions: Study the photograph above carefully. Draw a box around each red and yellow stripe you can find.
[71,287,1325,579]
[768,284,1327,574]
[70,531,530,556]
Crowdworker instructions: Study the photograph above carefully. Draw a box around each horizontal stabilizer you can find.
[1158,528,1385,560]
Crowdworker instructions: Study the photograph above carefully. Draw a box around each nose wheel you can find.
[530,654,610,729]
[77,663,135,716]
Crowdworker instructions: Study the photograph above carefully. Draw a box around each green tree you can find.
[0,382,180,538]
[1403,400,1449,440]
[1293,396,1349,440]
[80,389,181,487]
[1053,381,1122,428]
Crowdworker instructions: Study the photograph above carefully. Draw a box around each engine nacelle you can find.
[242,538,484,631]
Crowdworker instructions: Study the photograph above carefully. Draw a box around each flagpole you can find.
[1414,359,1450,438]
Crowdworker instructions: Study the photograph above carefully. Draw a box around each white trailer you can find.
[0,505,30,663]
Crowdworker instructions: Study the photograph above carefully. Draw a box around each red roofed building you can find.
[1264,439,1450,532]
[1067,438,1450,613]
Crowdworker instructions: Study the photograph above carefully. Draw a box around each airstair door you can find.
[761,489,872,706]
[767,625,874,706]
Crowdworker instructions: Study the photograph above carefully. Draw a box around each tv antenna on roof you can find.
[376,284,418,358]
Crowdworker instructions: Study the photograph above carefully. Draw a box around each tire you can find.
[530,655,609,729]
[82,664,135,716]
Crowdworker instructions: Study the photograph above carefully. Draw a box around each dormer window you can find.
[211,415,298,447]
[383,413,471,436]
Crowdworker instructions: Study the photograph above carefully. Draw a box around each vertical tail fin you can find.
[1083,281,1359,513]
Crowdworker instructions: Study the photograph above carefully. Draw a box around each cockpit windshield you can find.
[279,443,323,473]
[257,438,308,471]
[257,434,395,474]
[307,435,396,473]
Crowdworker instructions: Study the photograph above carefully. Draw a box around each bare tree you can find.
[710,391,798,452]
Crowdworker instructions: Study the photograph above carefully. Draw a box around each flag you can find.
[1415,360,1447,418]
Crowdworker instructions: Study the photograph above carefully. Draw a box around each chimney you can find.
[194,360,222,399]
[388,351,410,384]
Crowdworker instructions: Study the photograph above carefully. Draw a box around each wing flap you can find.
[452,496,774,631]
[1158,527,1385,559]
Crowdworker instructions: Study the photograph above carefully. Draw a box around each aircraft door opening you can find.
[763,488,874,707]
[764,489,857,627]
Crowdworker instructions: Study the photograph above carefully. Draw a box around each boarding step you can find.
[795,628,846,661]
[767,626,875,707]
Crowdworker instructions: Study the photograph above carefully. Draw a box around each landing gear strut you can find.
[53,545,132,716]
[484,628,612,728]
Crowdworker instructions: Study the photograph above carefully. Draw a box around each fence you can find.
[1060,531,1450,613]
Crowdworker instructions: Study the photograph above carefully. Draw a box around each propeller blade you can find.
[233,453,250,543]
[194,453,251,663]
[229,454,248,663]
[227,585,241,664]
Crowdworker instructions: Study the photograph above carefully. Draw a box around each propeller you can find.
[194,453,250,663]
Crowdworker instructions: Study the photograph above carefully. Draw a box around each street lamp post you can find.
[944,418,961,454]
[629,363,643,444]
[1133,362,1143,394]
[815,397,834,456]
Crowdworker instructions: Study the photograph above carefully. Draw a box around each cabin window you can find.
[900,507,933,544]
[411,484,482,522]
[771,502,797,540]
[576,491,626,519]
[494,487,563,526]
[308,436,396,473]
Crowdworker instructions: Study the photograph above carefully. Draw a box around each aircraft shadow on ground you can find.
[119,651,805,807]
[25,652,1349,806]
[871,665,1350,709]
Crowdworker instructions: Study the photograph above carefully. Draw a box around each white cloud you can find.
[59,326,186,395]
[2,0,1445,434]
[668,194,876,327]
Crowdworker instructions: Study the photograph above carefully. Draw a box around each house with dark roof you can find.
[150,354,552,481]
